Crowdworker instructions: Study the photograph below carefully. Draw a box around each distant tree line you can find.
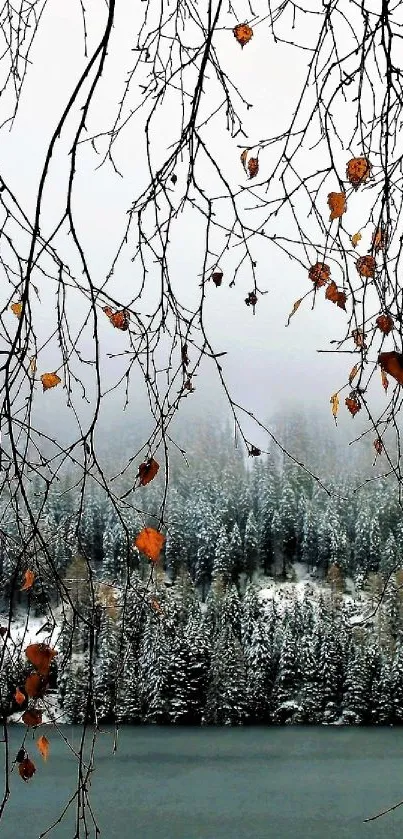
[1,416,403,725]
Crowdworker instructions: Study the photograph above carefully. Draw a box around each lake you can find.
[1,726,403,838]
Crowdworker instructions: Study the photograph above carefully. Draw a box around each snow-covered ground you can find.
[256,562,372,626]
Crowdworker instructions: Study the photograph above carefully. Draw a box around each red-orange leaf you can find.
[41,372,61,392]
[346,157,371,188]
[19,757,36,781]
[308,262,330,287]
[325,281,347,310]
[22,709,42,727]
[103,306,130,331]
[376,314,393,335]
[378,351,403,386]
[374,438,383,455]
[247,157,259,179]
[25,674,47,699]
[20,569,35,591]
[138,459,160,486]
[233,23,253,47]
[14,687,25,706]
[356,255,375,278]
[25,643,57,676]
[327,192,347,221]
[381,368,389,392]
[37,735,49,762]
[345,396,361,416]
[134,528,165,562]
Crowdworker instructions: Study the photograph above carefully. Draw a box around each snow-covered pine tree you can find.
[245,617,274,723]
[243,510,260,582]
[204,624,247,725]
[212,523,233,584]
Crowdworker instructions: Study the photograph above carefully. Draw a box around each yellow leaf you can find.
[330,393,340,423]
[351,232,362,248]
[29,357,37,374]
[37,735,49,762]
[286,298,302,326]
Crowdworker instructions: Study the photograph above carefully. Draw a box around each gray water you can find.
[1,726,403,838]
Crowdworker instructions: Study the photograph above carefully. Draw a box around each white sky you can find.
[0,0,385,462]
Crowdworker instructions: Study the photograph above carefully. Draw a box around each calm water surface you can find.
[2,726,403,839]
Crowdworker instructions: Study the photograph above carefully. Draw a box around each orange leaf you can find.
[349,364,359,385]
[374,438,383,455]
[138,459,160,486]
[233,23,253,47]
[20,569,35,591]
[151,598,162,613]
[356,255,375,278]
[240,150,248,172]
[25,674,47,699]
[327,192,346,221]
[134,527,165,562]
[22,709,42,727]
[381,368,389,393]
[37,735,49,762]
[345,396,361,416]
[247,157,259,179]
[14,687,25,706]
[308,262,330,287]
[18,757,36,781]
[325,281,347,310]
[346,157,371,188]
[25,643,57,676]
[372,227,387,252]
[286,298,302,326]
[376,314,393,335]
[378,351,403,386]
[41,372,61,392]
[10,301,22,319]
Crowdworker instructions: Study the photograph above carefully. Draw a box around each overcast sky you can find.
[0,0,383,468]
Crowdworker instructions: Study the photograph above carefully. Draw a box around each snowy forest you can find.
[2,413,403,728]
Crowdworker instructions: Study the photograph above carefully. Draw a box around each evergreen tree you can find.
[212,523,233,584]
[243,511,259,582]
[204,625,247,725]
[245,618,274,723]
